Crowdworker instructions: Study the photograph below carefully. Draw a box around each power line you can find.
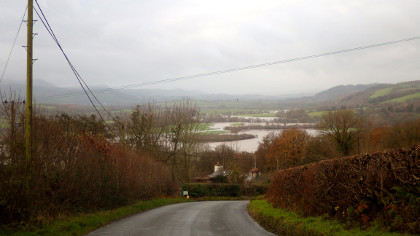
[33,0,116,135]
[36,35,420,102]
[0,6,28,84]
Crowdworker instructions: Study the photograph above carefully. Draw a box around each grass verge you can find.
[248,199,402,236]
[0,198,190,236]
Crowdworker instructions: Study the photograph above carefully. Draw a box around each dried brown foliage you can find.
[267,146,420,233]
[255,129,311,171]
[0,111,173,224]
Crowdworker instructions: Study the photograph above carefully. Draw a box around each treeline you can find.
[199,133,255,142]
[224,123,316,133]
[202,114,277,123]
[0,95,203,225]
[255,109,420,172]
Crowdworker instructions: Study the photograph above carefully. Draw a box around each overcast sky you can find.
[1,0,420,96]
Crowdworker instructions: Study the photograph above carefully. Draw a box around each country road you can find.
[86,200,275,236]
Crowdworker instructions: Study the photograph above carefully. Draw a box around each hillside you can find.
[339,80,420,106]
[312,83,380,101]
[1,79,419,111]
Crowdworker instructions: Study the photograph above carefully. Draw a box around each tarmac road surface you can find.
[86,200,275,236]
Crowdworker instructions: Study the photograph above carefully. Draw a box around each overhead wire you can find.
[33,0,116,135]
[36,35,420,102]
[0,6,28,84]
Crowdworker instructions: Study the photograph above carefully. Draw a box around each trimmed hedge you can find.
[267,146,419,234]
[241,184,269,196]
[182,183,240,198]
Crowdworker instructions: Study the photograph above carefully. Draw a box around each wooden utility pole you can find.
[26,0,33,197]
[10,101,16,159]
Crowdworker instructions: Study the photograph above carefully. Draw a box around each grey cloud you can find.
[1,0,420,96]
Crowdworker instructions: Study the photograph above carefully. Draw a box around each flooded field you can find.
[204,122,319,153]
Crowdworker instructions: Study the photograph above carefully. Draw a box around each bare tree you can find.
[125,100,202,183]
[319,110,363,156]
[125,103,167,152]
[0,91,25,160]
[161,100,201,182]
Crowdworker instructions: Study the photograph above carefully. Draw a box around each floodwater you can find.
[205,122,319,153]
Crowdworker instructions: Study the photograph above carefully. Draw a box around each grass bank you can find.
[248,199,402,236]
[0,198,190,236]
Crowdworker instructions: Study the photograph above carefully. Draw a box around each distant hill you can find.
[0,80,281,105]
[339,80,420,106]
[312,83,381,101]
[0,81,140,105]
[1,79,418,107]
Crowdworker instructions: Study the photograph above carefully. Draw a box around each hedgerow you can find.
[267,146,419,234]
[182,183,240,197]
[0,115,173,225]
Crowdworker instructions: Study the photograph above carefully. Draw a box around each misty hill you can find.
[312,83,380,101]
[0,80,139,105]
[339,80,420,106]
[1,79,418,107]
[0,80,280,105]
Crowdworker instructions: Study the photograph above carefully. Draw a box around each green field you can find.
[369,88,393,99]
[198,123,228,135]
[197,123,213,130]
[384,92,420,103]
[231,123,245,126]
[398,84,411,89]
[307,110,326,118]
[237,113,276,117]
[190,100,277,115]
[201,108,266,115]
